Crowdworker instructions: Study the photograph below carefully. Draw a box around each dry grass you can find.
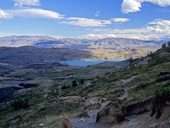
[88,48,157,59]
[38,109,84,127]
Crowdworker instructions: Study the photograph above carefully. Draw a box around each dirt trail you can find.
[71,101,110,128]
[119,76,136,101]
[71,109,149,128]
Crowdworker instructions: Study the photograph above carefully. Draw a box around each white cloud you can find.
[9,8,64,20]
[95,11,101,17]
[121,0,141,13]
[64,17,112,27]
[122,0,170,13]
[80,19,170,40]
[111,18,130,23]
[0,9,12,19]
[13,0,40,7]
[146,19,170,38]
[80,33,116,39]
[148,0,170,6]
[63,17,130,27]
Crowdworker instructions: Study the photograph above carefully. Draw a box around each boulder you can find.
[122,99,152,116]
[96,103,125,125]
[38,123,45,127]
[149,123,160,128]
[78,111,90,118]
[60,119,72,128]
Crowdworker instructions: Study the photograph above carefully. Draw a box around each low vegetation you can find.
[0,43,169,127]
[151,87,170,119]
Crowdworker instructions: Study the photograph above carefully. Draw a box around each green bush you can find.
[11,99,29,110]
[150,87,170,119]
[72,80,78,87]
[79,79,84,84]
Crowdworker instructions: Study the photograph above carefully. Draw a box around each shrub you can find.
[11,99,29,110]
[156,75,170,82]
[157,72,170,77]
[79,79,84,84]
[72,80,78,87]
[61,85,70,90]
[150,88,170,119]
[162,43,166,49]
[167,41,170,47]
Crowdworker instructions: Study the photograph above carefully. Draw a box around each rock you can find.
[60,119,72,128]
[122,98,152,116]
[85,97,107,108]
[149,123,160,128]
[78,111,90,118]
[38,123,45,127]
[80,118,86,122]
[96,103,125,125]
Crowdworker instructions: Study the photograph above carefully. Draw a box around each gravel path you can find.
[71,102,110,128]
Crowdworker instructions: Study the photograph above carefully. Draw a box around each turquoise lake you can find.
[60,59,125,67]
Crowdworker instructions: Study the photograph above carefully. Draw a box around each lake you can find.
[59,59,125,67]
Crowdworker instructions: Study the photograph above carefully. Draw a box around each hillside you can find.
[0,44,169,128]
[65,45,170,128]
[0,46,91,66]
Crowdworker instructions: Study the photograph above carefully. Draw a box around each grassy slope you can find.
[0,65,116,128]
[0,46,169,128]
[65,46,170,106]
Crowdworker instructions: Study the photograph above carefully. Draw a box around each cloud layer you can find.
[63,17,129,27]
[122,0,170,13]
[13,0,40,7]
[81,19,170,40]
[0,0,169,40]
[0,9,12,19]
[1,7,128,27]
[0,0,129,27]
[80,33,116,39]
[63,17,112,27]
[111,18,130,23]
[0,0,131,27]
[9,9,64,19]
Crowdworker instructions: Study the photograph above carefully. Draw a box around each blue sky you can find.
[0,0,170,40]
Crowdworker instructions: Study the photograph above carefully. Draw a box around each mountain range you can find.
[0,36,163,63]
[0,36,161,50]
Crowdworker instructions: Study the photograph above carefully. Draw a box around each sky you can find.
[0,0,170,40]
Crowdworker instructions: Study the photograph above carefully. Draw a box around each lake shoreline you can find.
[59,59,126,67]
